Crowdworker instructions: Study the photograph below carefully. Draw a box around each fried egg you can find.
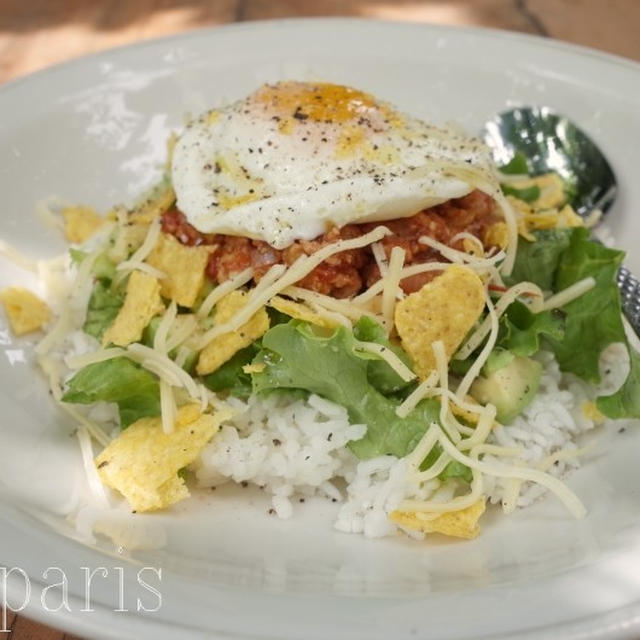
[172,81,501,249]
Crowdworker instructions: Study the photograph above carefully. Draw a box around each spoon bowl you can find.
[482,106,618,219]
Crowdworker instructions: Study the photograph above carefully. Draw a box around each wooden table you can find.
[1,1,639,638]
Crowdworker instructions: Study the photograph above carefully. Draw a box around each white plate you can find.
[1,18,640,640]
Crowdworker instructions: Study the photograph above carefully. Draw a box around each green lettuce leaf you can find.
[252,322,441,460]
[501,183,540,203]
[499,300,565,357]
[202,344,258,399]
[62,357,160,427]
[499,152,529,175]
[83,281,124,340]
[352,315,414,394]
[506,229,573,291]
[545,227,625,382]
[596,348,640,418]
[509,228,640,419]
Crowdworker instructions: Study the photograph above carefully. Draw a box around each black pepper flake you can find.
[97,460,109,469]
[619,427,626,433]
[331,498,337,503]
[211,486,217,491]
[293,107,309,120]
[241,481,249,488]
[305,456,310,461]
[214,162,221,174]
[327,433,333,441]
[299,498,305,503]
[268,508,276,515]
[272,438,282,446]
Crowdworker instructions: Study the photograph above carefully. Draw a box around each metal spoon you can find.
[482,106,640,333]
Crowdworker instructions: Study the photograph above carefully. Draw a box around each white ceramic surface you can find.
[1,19,640,640]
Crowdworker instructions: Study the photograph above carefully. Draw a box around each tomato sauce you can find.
[161,189,500,298]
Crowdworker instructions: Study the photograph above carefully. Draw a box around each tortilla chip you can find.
[95,404,232,512]
[128,180,176,224]
[62,205,106,244]
[102,270,164,347]
[483,221,509,250]
[269,296,340,329]
[0,287,51,336]
[196,290,270,375]
[145,232,214,308]
[390,499,486,540]
[557,204,583,228]
[394,265,485,378]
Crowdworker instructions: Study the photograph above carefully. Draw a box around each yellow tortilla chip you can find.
[483,221,509,249]
[269,296,340,329]
[557,204,583,228]
[128,180,176,224]
[390,499,486,540]
[394,265,485,378]
[102,270,164,347]
[62,205,106,244]
[145,232,214,308]
[0,287,51,336]
[95,404,232,512]
[196,290,270,375]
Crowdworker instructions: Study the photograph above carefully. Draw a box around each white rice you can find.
[193,345,630,538]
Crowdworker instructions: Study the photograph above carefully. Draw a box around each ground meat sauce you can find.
[161,189,500,298]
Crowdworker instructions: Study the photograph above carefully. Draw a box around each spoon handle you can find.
[617,266,640,335]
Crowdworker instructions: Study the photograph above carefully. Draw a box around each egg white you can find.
[171,82,501,249]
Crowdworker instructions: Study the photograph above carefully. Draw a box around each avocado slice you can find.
[470,355,542,424]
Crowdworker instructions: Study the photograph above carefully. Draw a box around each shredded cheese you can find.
[413,451,451,483]
[76,425,110,507]
[65,347,126,370]
[381,246,405,328]
[396,370,439,418]
[0,239,39,273]
[307,301,352,327]
[154,301,178,355]
[195,226,390,349]
[456,281,543,361]
[540,277,596,311]
[197,267,254,319]
[165,315,198,352]
[431,340,466,442]
[159,379,177,434]
[353,339,416,382]
[418,235,506,269]
[455,290,500,400]
[422,426,587,517]
[115,216,162,277]
[283,286,374,321]
[401,450,485,513]
[371,242,389,277]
